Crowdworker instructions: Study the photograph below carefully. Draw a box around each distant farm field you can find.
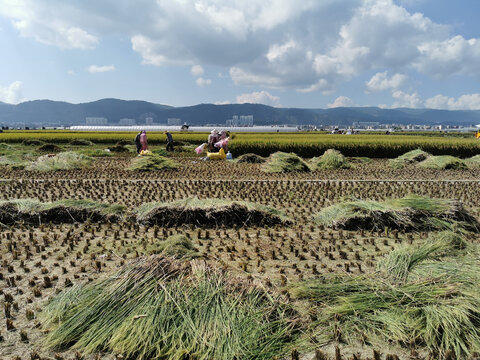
[1,130,480,157]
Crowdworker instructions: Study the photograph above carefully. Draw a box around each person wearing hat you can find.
[207,129,219,152]
[165,130,174,151]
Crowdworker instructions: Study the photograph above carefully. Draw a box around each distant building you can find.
[352,121,380,129]
[168,118,181,125]
[119,118,136,126]
[86,117,108,125]
[145,117,154,125]
[226,115,253,127]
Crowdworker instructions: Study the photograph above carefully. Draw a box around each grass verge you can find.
[235,153,266,163]
[134,197,292,227]
[289,231,480,359]
[418,155,467,169]
[310,149,351,170]
[388,149,430,168]
[465,154,480,168]
[26,151,93,171]
[77,149,113,157]
[127,154,178,171]
[156,234,199,259]
[262,152,311,173]
[314,194,479,231]
[0,198,124,224]
[41,257,296,360]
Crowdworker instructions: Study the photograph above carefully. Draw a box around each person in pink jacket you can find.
[140,130,148,151]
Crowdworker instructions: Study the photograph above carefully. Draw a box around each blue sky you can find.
[1,0,480,109]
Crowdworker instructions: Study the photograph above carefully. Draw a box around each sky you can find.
[1,0,480,110]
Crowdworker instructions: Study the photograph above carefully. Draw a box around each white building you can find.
[145,117,154,125]
[119,118,136,126]
[352,121,380,129]
[226,115,253,127]
[168,118,181,125]
[86,117,108,125]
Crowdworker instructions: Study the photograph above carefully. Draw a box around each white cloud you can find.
[425,94,480,110]
[191,65,204,76]
[327,96,354,108]
[416,35,480,77]
[236,91,281,107]
[196,77,212,87]
[298,79,333,94]
[131,35,178,67]
[0,0,98,49]
[214,100,231,105]
[391,90,423,108]
[2,0,480,94]
[365,71,407,93]
[0,81,24,104]
[266,40,297,62]
[230,67,286,88]
[378,91,480,110]
[88,64,116,73]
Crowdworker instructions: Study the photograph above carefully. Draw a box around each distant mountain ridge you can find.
[1,98,480,127]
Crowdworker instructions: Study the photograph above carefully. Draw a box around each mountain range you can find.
[1,98,480,128]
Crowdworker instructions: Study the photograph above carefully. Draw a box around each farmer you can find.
[215,130,230,152]
[134,131,142,154]
[139,130,148,152]
[208,129,219,152]
[165,131,174,151]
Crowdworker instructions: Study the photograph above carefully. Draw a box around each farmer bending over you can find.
[140,130,148,151]
[165,131,174,151]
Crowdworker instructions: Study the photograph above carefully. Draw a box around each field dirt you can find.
[0,155,479,360]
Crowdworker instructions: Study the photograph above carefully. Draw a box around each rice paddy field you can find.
[1,131,480,360]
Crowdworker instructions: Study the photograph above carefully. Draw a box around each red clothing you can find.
[140,132,148,150]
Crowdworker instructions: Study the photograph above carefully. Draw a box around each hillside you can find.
[1,98,480,127]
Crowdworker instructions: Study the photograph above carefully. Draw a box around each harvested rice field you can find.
[1,139,480,360]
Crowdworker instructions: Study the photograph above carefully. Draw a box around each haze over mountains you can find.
[1,98,480,128]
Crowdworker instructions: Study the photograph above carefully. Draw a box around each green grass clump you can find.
[134,197,292,227]
[310,149,351,170]
[27,151,93,171]
[465,154,480,168]
[314,195,478,231]
[235,153,266,163]
[0,198,125,215]
[262,152,310,173]
[389,149,430,168]
[156,234,199,259]
[47,199,125,216]
[378,231,468,282]
[42,257,295,360]
[418,155,467,169]
[0,198,124,224]
[0,142,13,152]
[152,148,169,157]
[127,155,178,171]
[0,154,25,166]
[1,198,44,213]
[290,231,480,358]
[78,149,113,157]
